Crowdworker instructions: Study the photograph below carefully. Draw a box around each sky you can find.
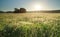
[0,0,60,11]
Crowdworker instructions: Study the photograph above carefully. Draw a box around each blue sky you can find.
[0,0,60,11]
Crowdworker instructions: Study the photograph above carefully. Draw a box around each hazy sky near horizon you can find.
[0,0,60,11]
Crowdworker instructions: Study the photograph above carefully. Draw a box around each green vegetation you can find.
[0,13,60,37]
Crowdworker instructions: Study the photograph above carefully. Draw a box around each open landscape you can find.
[0,0,60,37]
[0,12,60,37]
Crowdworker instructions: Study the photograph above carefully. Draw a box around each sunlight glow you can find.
[33,4,43,11]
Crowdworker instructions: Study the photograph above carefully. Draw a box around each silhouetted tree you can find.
[20,8,26,13]
[14,8,19,13]
[14,8,26,13]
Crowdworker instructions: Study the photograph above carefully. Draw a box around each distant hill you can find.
[44,10,60,13]
[28,10,60,13]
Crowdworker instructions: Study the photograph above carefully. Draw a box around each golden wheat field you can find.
[0,12,60,37]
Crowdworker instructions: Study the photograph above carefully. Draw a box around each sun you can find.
[34,4,42,11]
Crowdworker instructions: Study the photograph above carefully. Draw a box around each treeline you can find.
[0,8,26,13]
[0,9,60,13]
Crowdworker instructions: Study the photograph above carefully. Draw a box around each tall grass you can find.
[0,13,60,37]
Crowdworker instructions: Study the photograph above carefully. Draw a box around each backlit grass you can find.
[0,13,60,37]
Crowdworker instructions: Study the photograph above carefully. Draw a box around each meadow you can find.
[0,12,60,37]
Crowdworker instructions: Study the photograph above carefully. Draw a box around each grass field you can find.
[0,12,60,37]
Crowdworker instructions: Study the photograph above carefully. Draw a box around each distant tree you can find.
[20,8,26,13]
[14,8,26,13]
[14,8,19,13]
